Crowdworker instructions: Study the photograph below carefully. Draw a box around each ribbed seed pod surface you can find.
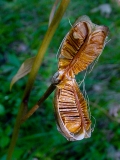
[54,15,109,141]
[57,15,109,81]
[54,79,91,141]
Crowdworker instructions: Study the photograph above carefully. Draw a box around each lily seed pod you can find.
[54,15,109,141]
[54,79,91,141]
[57,15,109,81]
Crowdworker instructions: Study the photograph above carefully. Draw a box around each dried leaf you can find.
[49,0,60,26]
[54,79,91,141]
[10,57,35,90]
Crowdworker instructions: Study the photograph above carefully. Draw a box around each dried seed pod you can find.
[54,79,91,141]
[58,15,109,79]
[54,15,109,141]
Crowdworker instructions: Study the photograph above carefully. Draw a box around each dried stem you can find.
[21,84,56,123]
[7,1,70,159]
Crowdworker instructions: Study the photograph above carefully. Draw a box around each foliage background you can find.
[0,0,120,159]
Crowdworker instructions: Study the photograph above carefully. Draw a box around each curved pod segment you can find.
[54,79,91,141]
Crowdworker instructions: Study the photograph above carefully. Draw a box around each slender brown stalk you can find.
[23,0,70,103]
[21,84,56,123]
[7,1,70,160]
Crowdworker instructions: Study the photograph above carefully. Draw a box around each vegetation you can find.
[0,0,120,159]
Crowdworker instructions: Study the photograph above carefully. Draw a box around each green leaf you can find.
[12,148,24,159]
[10,57,35,90]
[0,104,5,115]
[0,135,10,148]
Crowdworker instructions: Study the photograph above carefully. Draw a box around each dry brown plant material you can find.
[54,15,109,141]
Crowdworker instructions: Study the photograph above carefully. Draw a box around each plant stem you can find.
[7,0,70,159]
[6,103,24,157]
[22,0,70,102]
[21,84,56,123]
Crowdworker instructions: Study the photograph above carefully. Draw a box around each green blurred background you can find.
[0,0,120,159]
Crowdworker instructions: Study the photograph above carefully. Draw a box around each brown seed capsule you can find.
[57,15,109,80]
[54,15,109,141]
[54,79,91,141]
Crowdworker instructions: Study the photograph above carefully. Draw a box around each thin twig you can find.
[21,84,56,123]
